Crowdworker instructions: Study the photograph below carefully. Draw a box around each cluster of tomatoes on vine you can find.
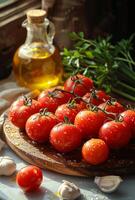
[9,74,135,166]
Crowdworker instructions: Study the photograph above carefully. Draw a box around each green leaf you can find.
[79,32,84,38]
[85,51,94,59]
[69,32,79,40]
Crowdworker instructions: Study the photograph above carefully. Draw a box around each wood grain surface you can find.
[3,118,135,177]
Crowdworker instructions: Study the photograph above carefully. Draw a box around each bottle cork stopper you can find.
[26,9,46,24]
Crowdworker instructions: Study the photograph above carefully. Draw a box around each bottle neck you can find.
[21,19,55,56]
[25,23,47,45]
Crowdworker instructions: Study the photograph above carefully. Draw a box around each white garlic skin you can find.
[0,139,5,152]
[58,180,81,200]
[94,175,123,193]
[0,156,16,176]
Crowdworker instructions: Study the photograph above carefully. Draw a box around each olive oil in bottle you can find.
[13,9,63,90]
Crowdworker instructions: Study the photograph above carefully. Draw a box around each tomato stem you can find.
[64,116,72,124]
[53,88,87,104]
[67,99,77,109]
[52,88,73,96]
[126,104,135,110]
[23,96,32,106]
[39,108,50,116]
[115,114,124,122]
[97,106,116,120]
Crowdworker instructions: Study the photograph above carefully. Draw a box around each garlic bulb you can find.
[0,139,5,152]
[58,180,81,200]
[0,156,16,176]
[94,175,123,193]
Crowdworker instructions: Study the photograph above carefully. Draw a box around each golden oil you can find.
[13,44,63,90]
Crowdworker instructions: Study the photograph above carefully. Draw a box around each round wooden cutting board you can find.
[3,118,135,177]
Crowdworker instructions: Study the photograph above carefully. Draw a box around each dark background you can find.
[86,0,133,41]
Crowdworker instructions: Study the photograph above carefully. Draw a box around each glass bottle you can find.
[13,9,63,90]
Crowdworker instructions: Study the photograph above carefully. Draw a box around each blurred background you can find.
[0,0,134,80]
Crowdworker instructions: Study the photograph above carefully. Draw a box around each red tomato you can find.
[16,165,43,192]
[64,74,93,97]
[121,110,135,137]
[74,109,106,139]
[26,110,58,143]
[99,120,131,149]
[83,90,110,106]
[98,101,125,119]
[82,139,109,165]
[50,123,82,153]
[79,100,87,110]
[38,88,72,113]
[55,101,83,123]
[8,96,41,129]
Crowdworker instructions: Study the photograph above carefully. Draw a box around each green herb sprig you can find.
[61,32,135,101]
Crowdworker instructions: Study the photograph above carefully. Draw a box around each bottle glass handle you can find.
[45,18,55,45]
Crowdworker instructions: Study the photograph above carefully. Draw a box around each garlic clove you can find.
[0,156,16,176]
[58,180,81,200]
[94,175,123,193]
